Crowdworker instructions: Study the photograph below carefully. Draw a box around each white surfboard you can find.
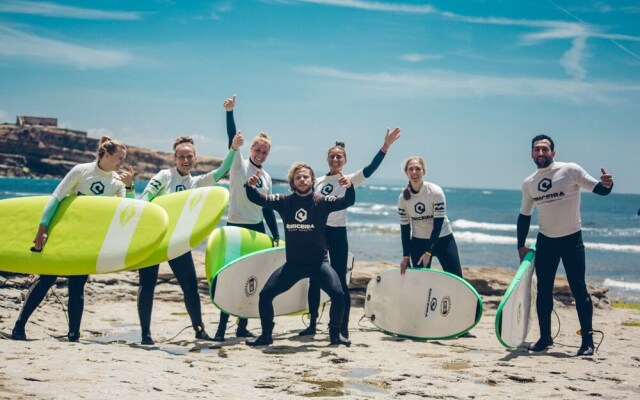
[364,268,483,340]
[495,244,537,349]
[209,247,354,318]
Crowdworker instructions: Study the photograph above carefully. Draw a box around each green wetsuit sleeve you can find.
[213,148,237,182]
[39,197,61,227]
[139,190,154,202]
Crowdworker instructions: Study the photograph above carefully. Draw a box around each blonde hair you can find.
[402,156,427,200]
[251,132,271,148]
[173,136,196,155]
[96,136,126,161]
[287,162,316,192]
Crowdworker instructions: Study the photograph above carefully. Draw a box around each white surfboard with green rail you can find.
[130,186,229,269]
[206,226,353,318]
[0,196,168,275]
[495,243,537,349]
[364,268,483,340]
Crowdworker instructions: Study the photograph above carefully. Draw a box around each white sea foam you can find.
[585,242,640,253]
[602,279,640,291]
[451,219,519,232]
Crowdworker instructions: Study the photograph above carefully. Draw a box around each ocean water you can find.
[2,177,639,303]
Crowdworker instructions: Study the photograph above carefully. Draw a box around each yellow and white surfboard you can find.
[0,196,168,275]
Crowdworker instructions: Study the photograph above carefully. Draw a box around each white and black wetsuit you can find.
[137,155,235,339]
[14,162,129,340]
[518,161,613,338]
[216,110,281,336]
[306,149,388,333]
[398,181,462,277]
[245,184,355,331]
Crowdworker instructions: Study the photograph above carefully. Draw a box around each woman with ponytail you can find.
[397,156,462,278]
[12,136,134,342]
[136,132,243,345]
[299,128,401,339]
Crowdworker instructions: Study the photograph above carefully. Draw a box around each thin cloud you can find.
[0,0,142,20]
[296,65,640,103]
[280,0,640,81]
[400,53,443,63]
[0,25,133,69]
[0,110,9,121]
[282,0,437,14]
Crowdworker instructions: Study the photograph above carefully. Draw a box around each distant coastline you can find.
[0,122,225,181]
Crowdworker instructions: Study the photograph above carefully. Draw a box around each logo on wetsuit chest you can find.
[537,178,552,192]
[175,184,186,192]
[414,202,426,214]
[90,181,105,195]
[255,177,263,189]
[286,208,315,231]
[320,184,334,196]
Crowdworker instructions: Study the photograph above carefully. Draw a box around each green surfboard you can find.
[0,196,168,275]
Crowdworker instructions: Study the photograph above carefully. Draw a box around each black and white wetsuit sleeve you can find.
[362,150,386,178]
[226,110,237,149]
[592,182,613,196]
[245,184,285,213]
[516,213,531,249]
[324,185,356,212]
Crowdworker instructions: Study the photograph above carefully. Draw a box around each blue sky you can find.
[1,0,639,193]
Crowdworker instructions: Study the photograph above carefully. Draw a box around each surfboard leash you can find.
[551,308,604,354]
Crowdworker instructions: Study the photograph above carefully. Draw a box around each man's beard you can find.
[295,187,312,195]
[535,156,553,168]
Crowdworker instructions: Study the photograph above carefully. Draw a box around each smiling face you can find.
[100,147,127,172]
[250,142,270,166]
[327,147,347,174]
[293,167,314,194]
[531,139,555,168]
[404,158,426,185]
[174,144,197,176]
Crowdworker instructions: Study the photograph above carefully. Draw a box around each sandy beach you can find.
[1,253,639,399]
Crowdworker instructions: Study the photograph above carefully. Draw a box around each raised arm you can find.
[592,168,613,196]
[363,127,401,178]
[324,173,355,212]
[224,95,237,149]
[213,132,243,182]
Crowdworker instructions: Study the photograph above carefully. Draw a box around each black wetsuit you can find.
[245,184,355,330]
[137,252,204,338]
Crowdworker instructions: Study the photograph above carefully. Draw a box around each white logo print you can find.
[295,208,308,222]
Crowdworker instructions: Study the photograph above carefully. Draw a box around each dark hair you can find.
[531,134,554,151]
[327,141,347,160]
[173,136,195,154]
[96,136,126,161]
[287,162,316,192]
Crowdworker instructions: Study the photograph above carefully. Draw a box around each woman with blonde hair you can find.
[12,136,134,342]
[397,156,462,278]
[213,95,281,341]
